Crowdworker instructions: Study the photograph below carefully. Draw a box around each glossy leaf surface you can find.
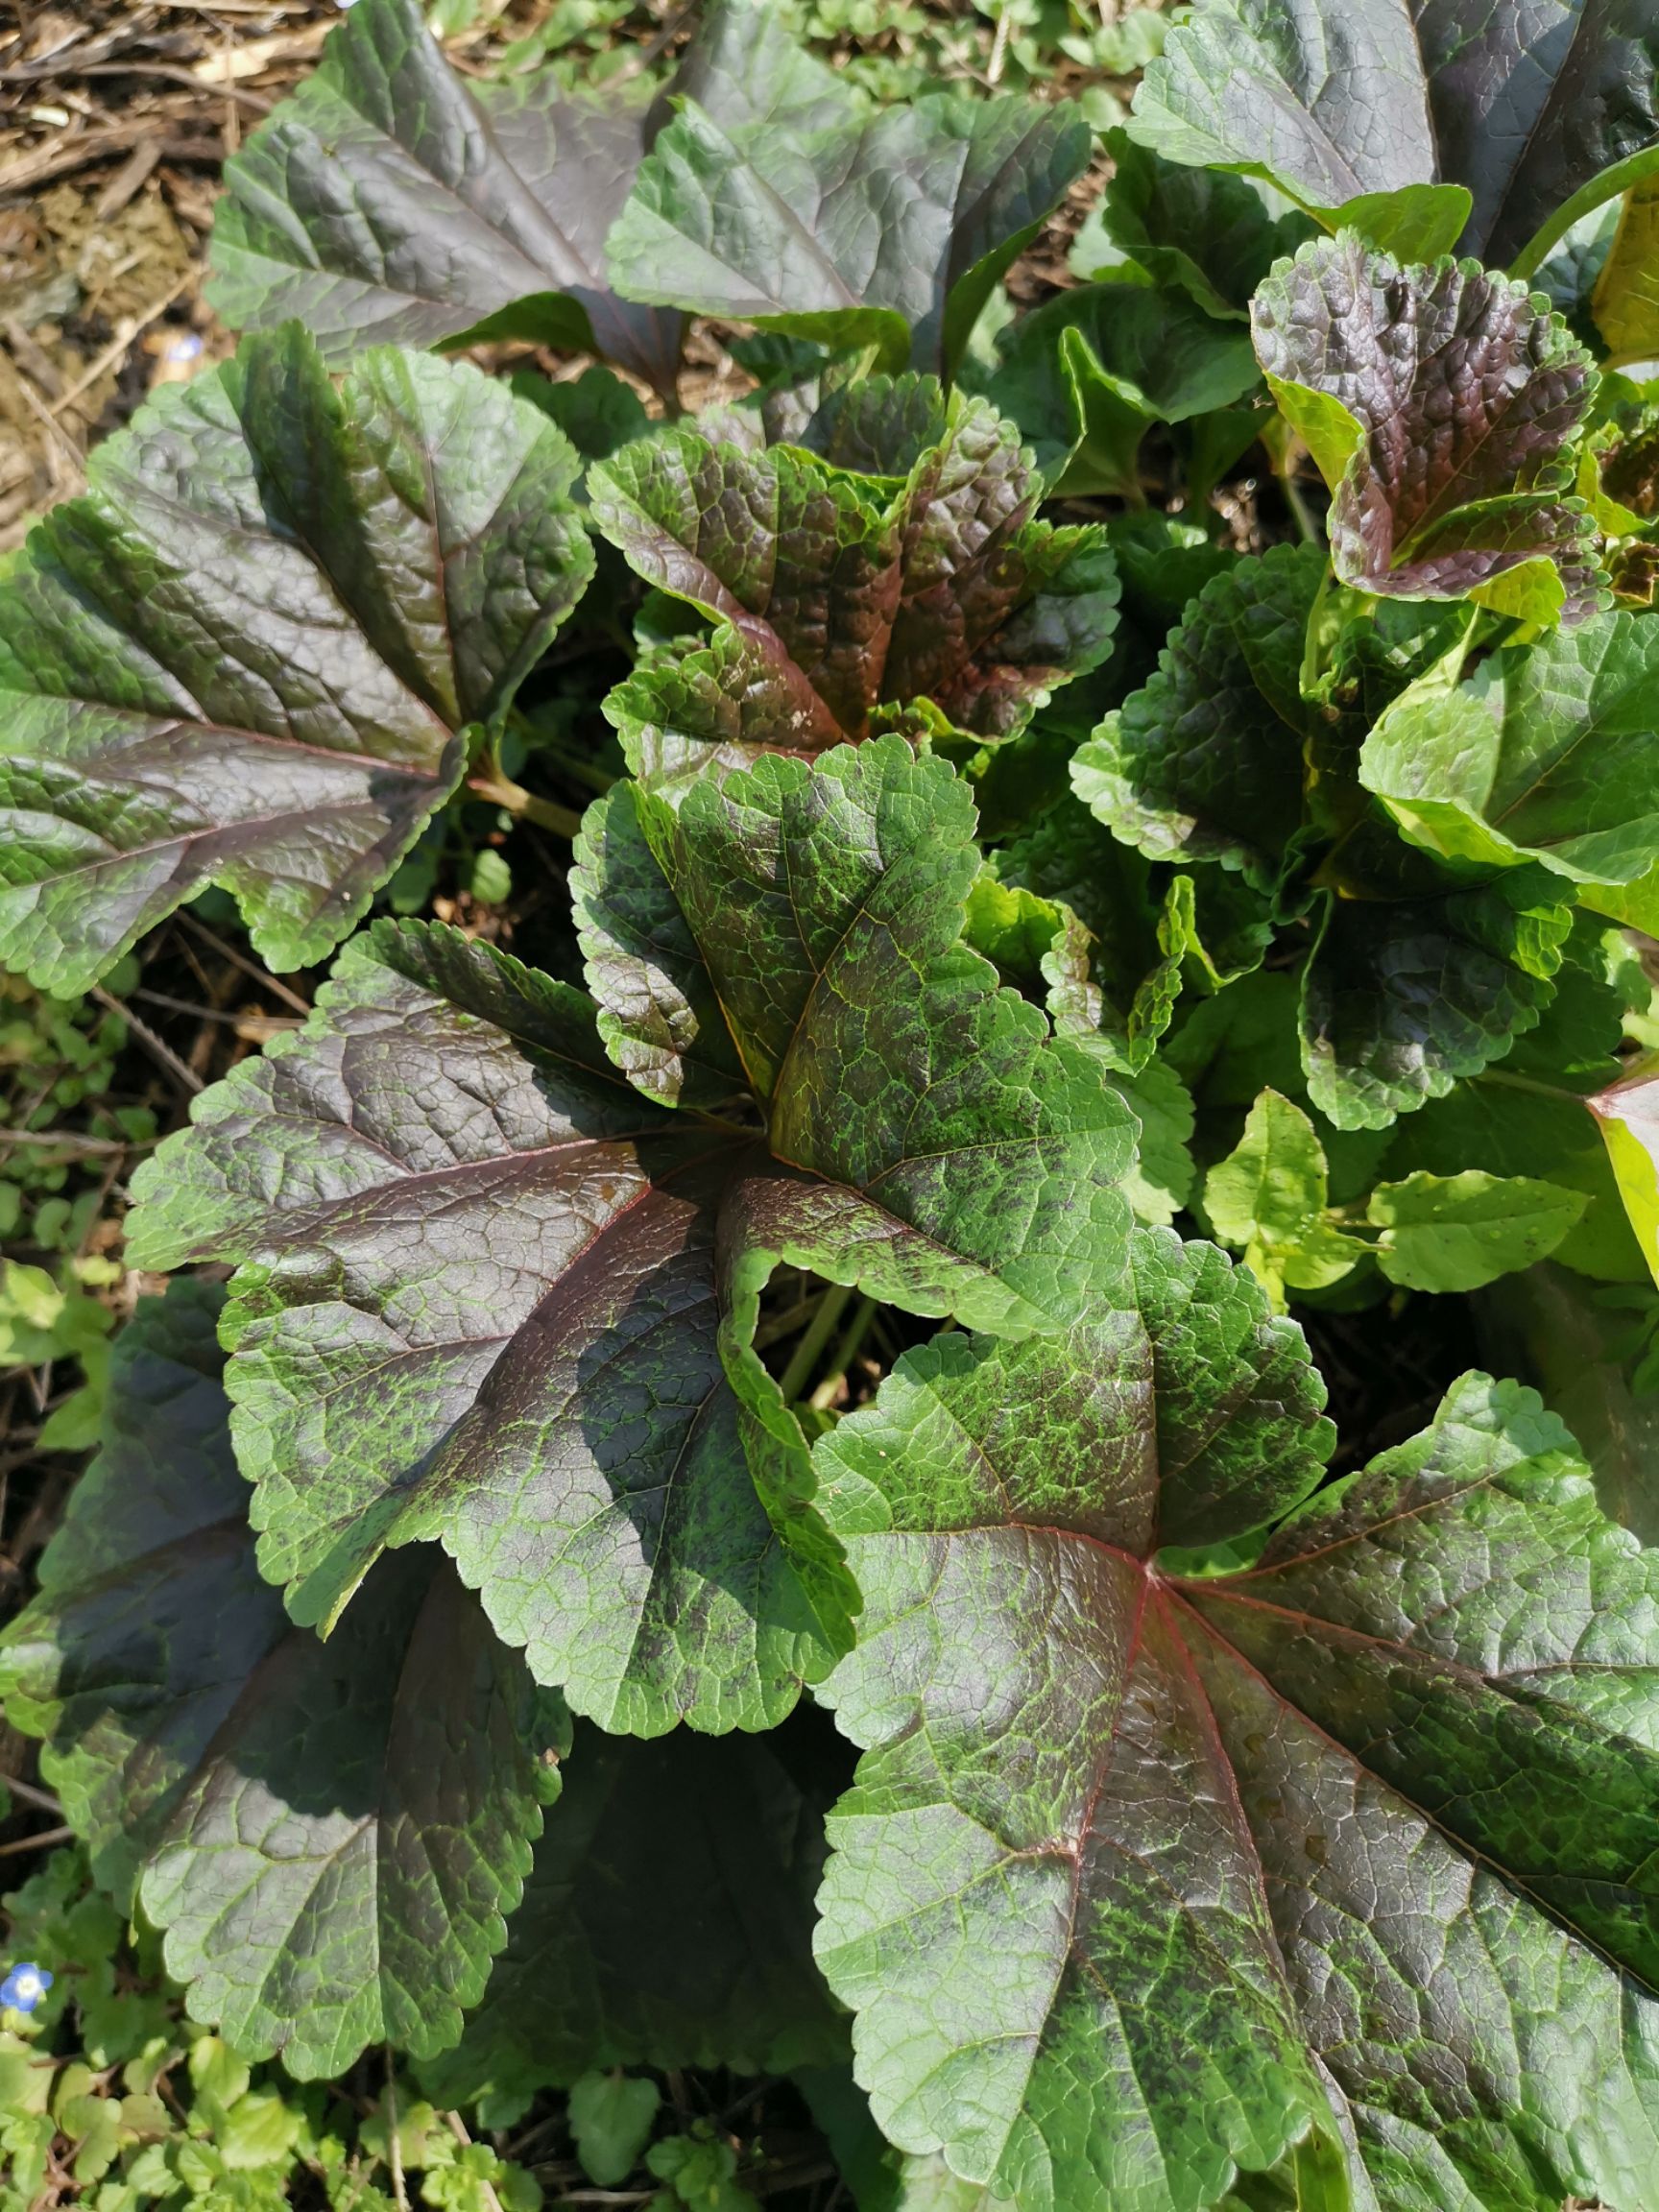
[1130,0,1659,266]
[1360,611,1659,906]
[0,1282,556,2079]
[604,30,1090,378]
[813,1238,1659,2211]
[207,0,683,389]
[0,328,591,992]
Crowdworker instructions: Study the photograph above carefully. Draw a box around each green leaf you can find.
[127,925,849,1738]
[0,327,591,992]
[604,40,1090,379]
[1127,0,1431,217]
[1129,0,1659,266]
[420,1721,845,2104]
[1203,1089,1364,1306]
[1590,174,1659,363]
[812,1274,1659,2211]
[130,746,1137,1734]
[1253,234,1602,621]
[590,383,1118,786]
[1477,1260,1659,1542]
[1300,872,1572,1130]
[986,284,1262,498]
[1588,1059,1659,1286]
[567,2073,661,2187]
[1366,1167,1588,1290]
[578,739,1139,1325]
[1324,181,1472,260]
[986,805,1224,1076]
[206,0,684,391]
[0,1282,556,2079]
[510,365,653,467]
[1088,130,1315,320]
[1361,612,1659,904]
[1071,543,1324,893]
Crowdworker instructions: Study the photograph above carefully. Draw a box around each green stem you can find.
[1477,1066,1585,1107]
[809,1293,878,1411]
[1282,467,1321,545]
[779,1283,854,1404]
[466,771,583,840]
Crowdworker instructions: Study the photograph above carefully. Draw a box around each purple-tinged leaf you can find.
[0,327,591,993]
[0,1281,559,2080]
[1252,234,1602,622]
[129,744,1137,1736]
[592,382,1117,793]
[207,0,683,391]
[814,1254,1659,2210]
[1131,0,1659,269]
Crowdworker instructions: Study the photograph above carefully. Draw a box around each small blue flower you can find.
[0,1961,52,2013]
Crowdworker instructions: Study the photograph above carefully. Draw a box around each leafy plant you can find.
[12,4,1659,2210]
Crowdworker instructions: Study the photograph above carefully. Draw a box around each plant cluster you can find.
[8,1,1659,2207]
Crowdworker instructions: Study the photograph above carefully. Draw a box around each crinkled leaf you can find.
[604,34,1090,379]
[1131,0,1659,267]
[419,1720,846,2104]
[982,808,1241,1078]
[1253,234,1601,622]
[0,326,591,992]
[591,384,1118,789]
[1360,610,1659,902]
[1104,513,1240,628]
[125,926,847,1739]
[985,282,1262,497]
[1300,872,1572,1129]
[130,746,1136,1735]
[581,741,1138,1322]
[0,1281,556,2079]
[1365,1167,1588,1290]
[206,0,682,390]
[813,1254,1659,2212]
[1071,543,1323,894]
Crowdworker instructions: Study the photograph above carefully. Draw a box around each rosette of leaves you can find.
[590,377,1119,794]
[1128,0,1659,271]
[1070,541,1588,1131]
[1201,1085,1591,1309]
[1359,606,1659,929]
[810,1228,1659,2211]
[0,1280,565,2080]
[0,325,592,994]
[122,738,1138,1743]
[1252,232,1602,625]
[206,0,704,391]
[983,277,1264,500]
[601,16,1091,379]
